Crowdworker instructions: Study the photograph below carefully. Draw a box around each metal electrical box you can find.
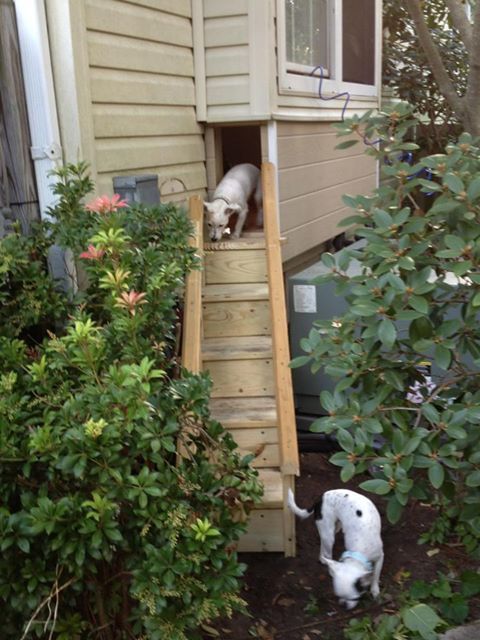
[288,241,365,419]
[112,174,160,206]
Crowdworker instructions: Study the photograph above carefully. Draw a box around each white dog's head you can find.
[204,200,241,241]
[322,558,371,609]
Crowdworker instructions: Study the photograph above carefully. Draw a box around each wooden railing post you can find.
[261,162,299,477]
[182,195,204,373]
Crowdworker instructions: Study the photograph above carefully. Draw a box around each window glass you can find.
[285,0,328,71]
[342,0,375,84]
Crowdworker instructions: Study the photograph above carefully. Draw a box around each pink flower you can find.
[115,290,147,315]
[79,245,106,260]
[85,194,128,215]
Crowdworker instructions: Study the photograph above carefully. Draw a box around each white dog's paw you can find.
[231,231,241,240]
[370,585,380,599]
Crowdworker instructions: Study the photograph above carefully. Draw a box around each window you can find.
[277,0,379,98]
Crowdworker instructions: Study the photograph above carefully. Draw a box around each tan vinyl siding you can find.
[203,7,250,112]
[277,121,376,262]
[84,0,205,200]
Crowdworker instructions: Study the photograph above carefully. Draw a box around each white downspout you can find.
[14,0,76,289]
[13,0,62,221]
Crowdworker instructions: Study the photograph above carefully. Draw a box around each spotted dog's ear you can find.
[321,557,341,576]
[203,201,215,213]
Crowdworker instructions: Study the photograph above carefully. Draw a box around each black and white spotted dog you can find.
[288,488,384,609]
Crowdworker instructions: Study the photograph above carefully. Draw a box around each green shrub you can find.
[292,103,480,552]
[0,164,262,639]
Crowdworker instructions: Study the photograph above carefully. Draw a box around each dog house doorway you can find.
[206,124,263,234]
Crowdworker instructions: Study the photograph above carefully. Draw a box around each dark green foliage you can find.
[292,104,480,553]
[383,0,466,152]
[0,165,262,639]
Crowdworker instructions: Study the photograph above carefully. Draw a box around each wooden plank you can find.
[90,68,195,106]
[203,237,266,250]
[203,299,271,338]
[237,509,284,552]
[277,129,367,170]
[203,282,269,302]
[0,0,39,232]
[92,104,202,138]
[86,0,192,47]
[204,249,267,284]
[257,468,283,506]
[95,135,205,173]
[181,196,203,373]
[209,396,277,428]
[282,474,296,557]
[262,162,299,476]
[230,428,280,468]
[207,359,274,398]
[202,335,272,361]
[87,31,194,77]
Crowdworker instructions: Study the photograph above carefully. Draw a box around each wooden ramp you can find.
[182,163,299,556]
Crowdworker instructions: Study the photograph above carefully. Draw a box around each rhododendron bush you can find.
[0,163,261,639]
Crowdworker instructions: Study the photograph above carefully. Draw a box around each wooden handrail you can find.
[261,162,300,477]
[181,195,204,373]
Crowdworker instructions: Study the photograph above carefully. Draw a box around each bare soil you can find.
[205,451,480,640]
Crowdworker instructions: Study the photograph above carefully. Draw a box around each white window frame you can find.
[277,0,381,99]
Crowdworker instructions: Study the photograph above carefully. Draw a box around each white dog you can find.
[288,488,384,609]
[204,163,262,241]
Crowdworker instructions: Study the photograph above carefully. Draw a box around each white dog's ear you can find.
[203,201,214,213]
[321,557,340,576]
[226,204,241,216]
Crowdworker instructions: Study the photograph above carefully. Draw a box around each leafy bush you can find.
[344,570,480,639]
[292,103,480,552]
[0,165,262,639]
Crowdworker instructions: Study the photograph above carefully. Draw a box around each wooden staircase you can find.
[182,163,299,556]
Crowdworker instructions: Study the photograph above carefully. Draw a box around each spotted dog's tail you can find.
[287,488,314,520]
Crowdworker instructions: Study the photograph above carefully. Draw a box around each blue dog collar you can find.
[340,550,373,571]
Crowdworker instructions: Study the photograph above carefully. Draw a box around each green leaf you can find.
[428,463,444,489]
[340,462,356,482]
[336,139,358,150]
[289,355,311,369]
[467,176,480,201]
[443,173,464,194]
[409,296,429,314]
[444,234,465,252]
[378,318,397,349]
[435,344,452,370]
[360,479,392,495]
[402,604,444,640]
[386,495,404,524]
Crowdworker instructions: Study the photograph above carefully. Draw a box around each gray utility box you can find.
[112,174,160,206]
[289,241,478,421]
[288,240,365,417]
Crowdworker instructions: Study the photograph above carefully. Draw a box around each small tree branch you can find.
[445,0,472,51]
[405,0,465,124]
[465,1,480,134]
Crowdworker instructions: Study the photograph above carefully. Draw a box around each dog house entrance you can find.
[207,124,263,235]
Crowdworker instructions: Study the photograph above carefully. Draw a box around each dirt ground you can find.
[204,451,480,640]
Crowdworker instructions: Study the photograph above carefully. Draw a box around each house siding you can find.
[49,0,206,202]
[277,121,376,262]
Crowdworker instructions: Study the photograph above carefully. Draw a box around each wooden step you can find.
[237,509,284,552]
[202,336,273,361]
[257,468,283,508]
[210,396,277,428]
[204,235,265,251]
[203,299,271,338]
[204,249,268,284]
[233,427,279,468]
[207,358,274,398]
[203,282,269,303]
